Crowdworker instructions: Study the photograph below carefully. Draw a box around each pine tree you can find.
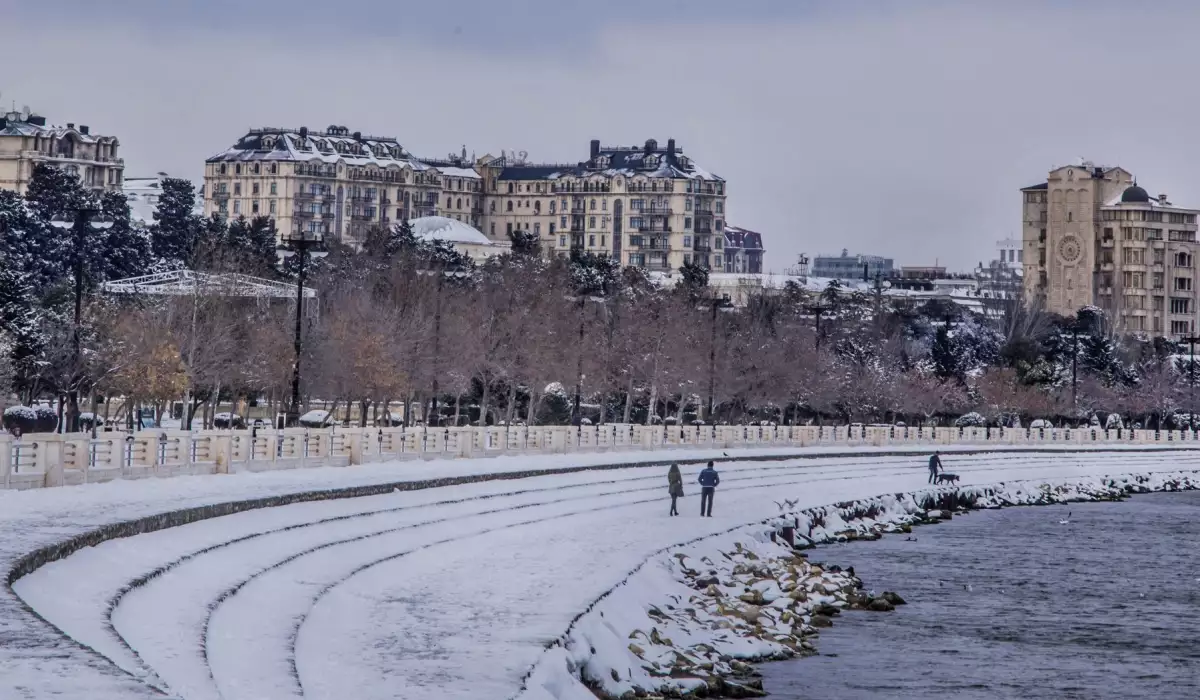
[569,250,620,296]
[225,215,278,274]
[931,323,959,381]
[91,190,152,282]
[677,259,709,301]
[151,178,204,266]
[508,228,540,257]
[0,251,45,401]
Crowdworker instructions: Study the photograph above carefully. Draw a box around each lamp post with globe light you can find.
[277,230,327,427]
[50,208,114,432]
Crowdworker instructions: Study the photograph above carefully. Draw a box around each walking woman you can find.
[667,463,684,516]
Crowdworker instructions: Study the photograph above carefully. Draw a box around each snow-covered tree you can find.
[151,178,205,266]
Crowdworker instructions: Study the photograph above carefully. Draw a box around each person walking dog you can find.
[698,461,720,517]
[667,463,684,516]
[928,451,943,484]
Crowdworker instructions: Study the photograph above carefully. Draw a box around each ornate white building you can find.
[0,109,123,194]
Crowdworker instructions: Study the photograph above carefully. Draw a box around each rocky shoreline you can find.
[517,470,1200,700]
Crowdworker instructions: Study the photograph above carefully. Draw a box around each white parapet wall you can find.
[2,423,1199,490]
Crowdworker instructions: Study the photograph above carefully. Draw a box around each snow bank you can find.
[518,470,1200,699]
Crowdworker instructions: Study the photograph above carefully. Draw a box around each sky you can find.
[3,0,1200,272]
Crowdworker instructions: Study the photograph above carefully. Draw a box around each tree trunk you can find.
[646,383,658,426]
[453,393,462,427]
[623,375,634,424]
[359,399,370,428]
[478,377,490,427]
[505,384,517,426]
[526,390,539,426]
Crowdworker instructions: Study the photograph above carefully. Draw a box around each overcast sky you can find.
[3,0,1199,272]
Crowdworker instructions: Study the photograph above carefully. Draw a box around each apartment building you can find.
[722,225,765,273]
[811,249,894,281]
[203,125,481,246]
[1022,162,1200,338]
[0,109,124,194]
[476,138,729,270]
[974,238,1024,312]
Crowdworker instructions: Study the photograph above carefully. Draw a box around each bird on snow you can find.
[723,452,729,457]
[784,498,798,509]
[964,584,974,592]
[1059,511,1072,525]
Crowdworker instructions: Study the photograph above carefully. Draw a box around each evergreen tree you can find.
[569,250,620,296]
[677,259,710,301]
[362,220,419,260]
[0,251,45,401]
[0,190,56,293]
[820,279,843,307]
[931,323,959,381]
[508,228,540,258]
[225,215,278,274]
[151,178,204,266]
[24,162,87,223]
[92,190,152,282]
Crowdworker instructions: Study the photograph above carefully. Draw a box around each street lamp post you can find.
[417,267,468,426]
[700,294,733,421]
[50,208,114,433]
[277,231,326,427]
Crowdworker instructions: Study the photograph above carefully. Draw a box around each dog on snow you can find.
[935,473,960,485]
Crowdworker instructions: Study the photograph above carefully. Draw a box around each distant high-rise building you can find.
[1022,161,1200,338]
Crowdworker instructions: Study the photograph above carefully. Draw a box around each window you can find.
[1176,277,1193,291]
[602,200,607,211]
[1171,298,1191,314]
[1153,272,1165,289]
[1173,320,1191,335]
[269,200,277,214]
[234,183,242,195]
[600,235,606,247]
[1154,248,1165,264]
[561,216,567,228]
[490,222,495,236]
[456,198,462,209]
[507,201,513,212]
[270,182,277,195]
[715,237,723,250]
[559,235,567,247]
[506,223,513,235]
[534,201,541,214]
[684,253,691,264]
[589,235,596,247]
[1154,296,1165,311]
[251,200,259,214]
[716,201,723,213]
[630,217,643,230]
[590,199,597,210]
[534,223,541,235]
[507,183,514,193]
[683,235,692,247]
[589,216,596,228]
[684,217,692,230]
[1177,252,1193,268]
[233,200,241,214]
[235,164,242,175]
[715,255,722,267]
[250,183,260,196]
[686,197,693,211]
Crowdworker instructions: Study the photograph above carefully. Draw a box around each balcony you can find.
[294,210,314,219]
[695,226,712,235]
[695,208,715,217]
[348,194,373,203]
[571,206,587,214]
[570,224,585,233]
[642,205,672,215]
[211,191,230,201]
[693,243,712,253]
[1100,237,1114,248]
[350,212,373,222]
[1101,262,1114,271]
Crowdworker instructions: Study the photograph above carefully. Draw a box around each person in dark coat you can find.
[667,463,684,516]
[698,461,720,517]
[928,451,943,483]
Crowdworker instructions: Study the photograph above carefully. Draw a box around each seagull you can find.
[1059,511,1072,525]
[723,452,729,457]
[964,584,974,592]
[905,536,917,541]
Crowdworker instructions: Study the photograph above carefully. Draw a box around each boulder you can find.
[810,614,834,628]
[882,591,907,606]
[867,598,895,612]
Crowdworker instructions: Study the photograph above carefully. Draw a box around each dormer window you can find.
[595,155,610,168]
[645,155,659,168]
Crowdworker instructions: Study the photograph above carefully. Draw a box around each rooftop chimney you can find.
[666,138,676,159]
[67,123,74,130]
[1159,193,1169,204]
[590,139,600,160]
[299,126,308,139]
[644,138,657,155]
[79,125,89,135]
[352,131,362,141]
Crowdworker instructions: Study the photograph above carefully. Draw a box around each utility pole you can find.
[277,231,326,427]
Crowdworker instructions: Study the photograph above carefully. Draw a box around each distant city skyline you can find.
[4,0,1200,272]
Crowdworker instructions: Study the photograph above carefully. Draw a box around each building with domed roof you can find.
[1022,161,1200,338]
[0,108,124,194]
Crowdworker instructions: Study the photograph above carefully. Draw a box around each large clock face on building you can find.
[1057,235,1082,264]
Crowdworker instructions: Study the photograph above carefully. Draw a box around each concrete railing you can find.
[1,424,1196,491]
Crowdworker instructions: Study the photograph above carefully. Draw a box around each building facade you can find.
[204,130,736,269]
[722,225,764,273]
[203,126,481,247]
[811,249,894,281]
[0,110,123,194]
[1022,162,1200,338]
[477,138,729,270]
[974,238,1024,312]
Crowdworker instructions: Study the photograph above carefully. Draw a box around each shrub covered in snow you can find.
[953,412,986,428]
[1105,413,1123,430]
[1030,418,1052,429]
[213,412,246,429]
[299,410,333,428]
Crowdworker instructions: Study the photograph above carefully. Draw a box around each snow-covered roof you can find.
[409,216,493,245]
[436,166,481,180]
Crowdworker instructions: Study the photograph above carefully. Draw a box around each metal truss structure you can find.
[101,270,315,299]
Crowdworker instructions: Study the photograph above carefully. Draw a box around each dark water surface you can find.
[763,492,1200,700]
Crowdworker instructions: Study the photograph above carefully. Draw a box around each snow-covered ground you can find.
[4,446,1200,699]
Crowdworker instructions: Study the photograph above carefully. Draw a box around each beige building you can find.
[203,125,481,247]
[1022,162,1200,337]
[204,130,732,270]
[0,110,124,194]
[477,138,729,270]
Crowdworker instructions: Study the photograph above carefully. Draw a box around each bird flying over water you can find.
[1059,511,1072,525]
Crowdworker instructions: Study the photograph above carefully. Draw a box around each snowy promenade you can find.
[4,445,1199,699]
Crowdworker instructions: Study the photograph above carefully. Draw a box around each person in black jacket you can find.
[697,461,720,517]
[667,463,683,516]
[928,452,943,483]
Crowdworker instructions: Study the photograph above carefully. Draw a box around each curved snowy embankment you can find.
[517,470,1200,700]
